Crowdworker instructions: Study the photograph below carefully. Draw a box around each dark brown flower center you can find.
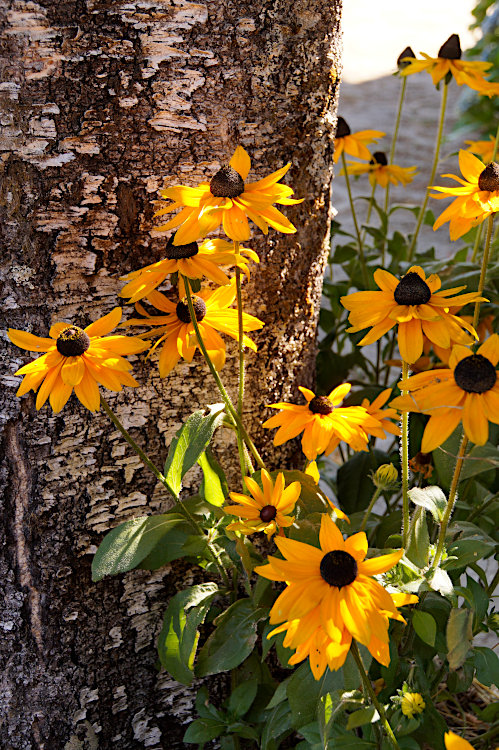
[176,297,207,324]
[370,151,388,166]
[165,235,199,259]
[260,505,277,522]
[320,550,358,588]
[454,354,497,393]
[438,33,461,60]
[335,116,351,138]
[309,396,334,415]
[397,46,415,69]
[56,326,90,357]
[478,162,499,192]
[394,272,431,306]
[210,165,245,198]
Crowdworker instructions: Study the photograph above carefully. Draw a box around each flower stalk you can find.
[431,435,469,571]
[473,213,495,329]
[341,150,370,286]
[401,361,410,547]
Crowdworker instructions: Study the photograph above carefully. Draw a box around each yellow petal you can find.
[229,146,251,181]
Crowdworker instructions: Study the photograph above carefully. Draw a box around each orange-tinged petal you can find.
[229,146,251,181]
[358,549,403,576]
[84,307,122,337]
[61,356,85,386]
[9,329,54,352]
[319,515,345,552]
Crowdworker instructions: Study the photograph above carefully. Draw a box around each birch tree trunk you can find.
[0,0,342,747]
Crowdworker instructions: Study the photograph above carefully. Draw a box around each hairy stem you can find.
[341,150,370,286]
[473,213,495,330]
[401,361,410,547]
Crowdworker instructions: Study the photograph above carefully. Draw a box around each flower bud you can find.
[401,692,426,719]
[372,464,398,489]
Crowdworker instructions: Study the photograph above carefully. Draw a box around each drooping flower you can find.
[399,34,499,97]
[124,280,264,377]
[396,46,416,71]
[333,117,385,164]
[465,135,497,164]
[154,146,302,244]
[341,266,483,364]
[430,150,499,239]
[263,384,380,461]
[224,470,299,538]
[119,237,259,303]
[444,732,474,750]
[9,308,149,413]
[390,335,499,451]
[401,692,426,719]
[255,514,413,677]
[341,151,417,188]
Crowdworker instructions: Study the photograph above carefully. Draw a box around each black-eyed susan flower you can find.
[125,280,264,377]
[119,237,258,303]
[465,135,497,164]
[255,514,412,677]
[263,384,380,461]
[224,470,299,538]
[360,389,401,440]
[154,146,302,244]
[400,692,426,719]
[444,732,474,750]
[341,151,417,188]
[341,266,483,364]
[430,150,499,240]
[333,117,385,164]
[390,335,499,451]
[396,46,415,71]
[399,34,499,97]
[9,308,148,413]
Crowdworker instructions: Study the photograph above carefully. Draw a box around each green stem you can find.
[350,642,401,750]
[341,150,370,287]
[401,361,410,547]
[487,567,499,598]
[363,181,377,236]
[382,76,407,264]
[407,80,449,261]
[182,276,266,471]
[100,395,230,585]
[234,262,245,419]
[470,222,484,263]
[359,487,382,532]
[430,434,469,572]
[472,213,495,330]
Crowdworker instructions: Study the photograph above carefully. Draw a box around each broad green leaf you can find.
[337,450,391,513]
[472,647,499,686]
[183,717,226,744]
[266,678,291,710]
[164,404,225,495]
[408,486,447,522]
[261,702,292,750]
[92,513,191,581]
[459,442,499,482]
[406,507,430,568]
[286,661,344,729]
[447,608,473,670]
[432,427,463,490]
[444,522,496,570]
[198,448,228,506]
[466,575,489,624]
[428,567,454,597]
[346,707,380,730]
[195,600,264,677]
[157,583,218,685]
[227,680,258,719]
[412,610,436,647]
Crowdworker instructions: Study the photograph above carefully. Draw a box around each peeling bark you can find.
[0,0,342,746]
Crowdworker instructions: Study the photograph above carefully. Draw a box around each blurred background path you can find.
[335,0,479,257]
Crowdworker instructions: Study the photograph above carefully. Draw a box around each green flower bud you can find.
[372,464,399,489]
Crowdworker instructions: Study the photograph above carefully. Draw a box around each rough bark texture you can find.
[0,1,342,747]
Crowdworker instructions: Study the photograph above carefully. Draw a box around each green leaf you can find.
[92,513,191,581]
[428,567,454,597]
[196,600,264,677]
[432,426,463,490]
[408,486,447,522]
[447,608,473,670]
[183,717,226,744]
[406,507,430,568]
[198,448,228,507]
[227,680,258,718]
[444,523,496,570]
[466,575,489,625]
[286,661,343,729]
[412,610,436,647]
[472,647,499,687]
[459,442,499,481]
[337,450,390,513]
[261,702,292,750]
[164,404,225,496]
[157,583,218,685]
[346,707,380,730]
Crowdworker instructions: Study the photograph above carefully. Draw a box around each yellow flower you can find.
[8,308,148,413]
[333,117,385,164]
[444,732,474,750]
[360,389,401,439]
[263,384,379,461]
[119,237,259,303]
[341,151,417,188]
[390,335,499,451]
[154,146,302,244]
[431,150,499,240]
[255,514,412,677]
[465,135,497,164]
[341,266,482,364]
[224,470,299,538]
[400,34,499,97]
[125,279,264,377]
[401,692,426,719]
